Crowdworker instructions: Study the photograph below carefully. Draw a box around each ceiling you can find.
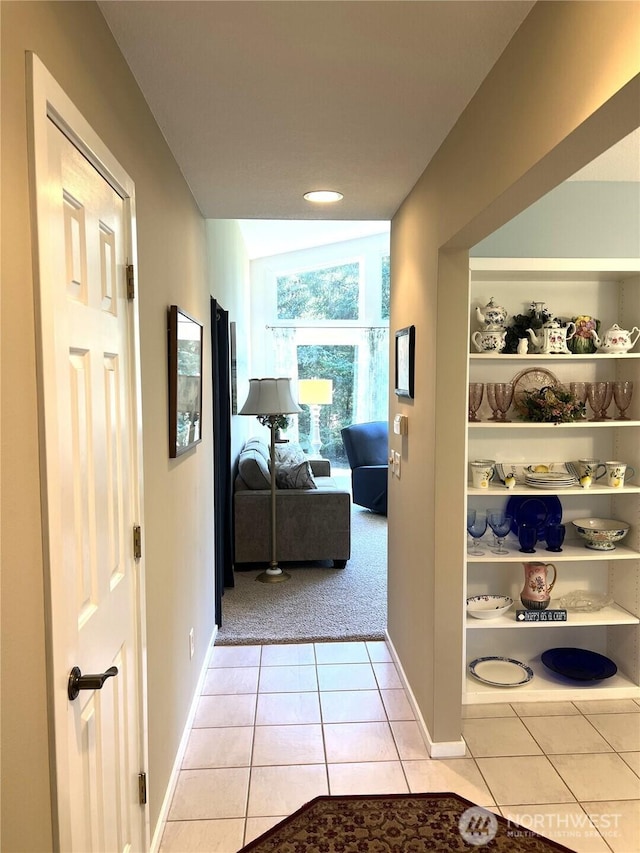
[98,0,536,221]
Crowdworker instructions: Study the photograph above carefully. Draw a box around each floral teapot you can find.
[475,297,508,330]
[590,323,640,354]
[527,317,576,355]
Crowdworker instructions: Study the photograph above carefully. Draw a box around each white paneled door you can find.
[29,56,147,851]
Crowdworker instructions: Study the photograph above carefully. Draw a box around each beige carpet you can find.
[239,793,575,852]
[217,499,387,645]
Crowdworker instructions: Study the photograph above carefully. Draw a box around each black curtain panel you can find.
[211,299,234,627]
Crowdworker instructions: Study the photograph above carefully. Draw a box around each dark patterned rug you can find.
[239,793,574,852]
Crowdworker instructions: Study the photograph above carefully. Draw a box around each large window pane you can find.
[277,263,359,320]
[297,345,355,463]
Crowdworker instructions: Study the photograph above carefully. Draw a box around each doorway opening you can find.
[214,220,391,642]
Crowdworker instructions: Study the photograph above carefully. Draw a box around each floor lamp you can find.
[238,378,301,583]
[298,379,333,458]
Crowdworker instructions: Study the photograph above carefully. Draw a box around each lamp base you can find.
[256,566,291,583]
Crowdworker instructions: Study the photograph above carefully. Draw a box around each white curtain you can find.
[271,327,300,440]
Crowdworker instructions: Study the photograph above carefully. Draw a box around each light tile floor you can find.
[160,641,640,853]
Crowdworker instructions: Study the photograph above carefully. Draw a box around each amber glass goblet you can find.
[494,382,514,422]
[469,383,484,422]
[569,382,588,405]
[586,382,607,421]
[613,380,634,420]
[485,383,501,421]
[599,381,614,419]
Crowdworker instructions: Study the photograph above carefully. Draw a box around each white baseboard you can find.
[150,624,218,852]
[384,630,466,759]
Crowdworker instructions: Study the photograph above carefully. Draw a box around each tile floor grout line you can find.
[161,642,640,852]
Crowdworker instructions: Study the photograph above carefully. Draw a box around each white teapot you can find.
[527,318,576,355]
[475,297,507,330]
[471,328,507,353]
[590,323,640,354]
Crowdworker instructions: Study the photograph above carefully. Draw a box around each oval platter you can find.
[468,656,534,687]
[541,647,617,681]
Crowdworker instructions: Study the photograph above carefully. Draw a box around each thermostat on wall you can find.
[393,414,408,435]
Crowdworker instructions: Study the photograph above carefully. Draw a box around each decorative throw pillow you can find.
[275,443,305,466]
[237,448,270,489]
[276,460,318,490]
[244,437,270,462]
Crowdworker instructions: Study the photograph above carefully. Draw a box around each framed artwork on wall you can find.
[395,325,415,398]
[168,305,203,457]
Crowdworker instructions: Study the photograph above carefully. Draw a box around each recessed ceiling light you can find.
[303,190,344,203]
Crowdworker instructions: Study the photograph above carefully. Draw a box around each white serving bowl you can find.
[466,595,514,620]
[571,517,630,551]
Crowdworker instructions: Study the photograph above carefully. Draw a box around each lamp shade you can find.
[298,379,333,406]
[238,378,302,416]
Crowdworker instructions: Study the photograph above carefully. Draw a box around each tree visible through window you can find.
[297,344,355,463]
[381,256,390,320]
[277,263,359,320]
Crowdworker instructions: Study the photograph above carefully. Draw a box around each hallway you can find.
[158,641,640,852]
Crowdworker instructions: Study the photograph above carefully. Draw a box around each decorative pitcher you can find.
[520,562,557,610]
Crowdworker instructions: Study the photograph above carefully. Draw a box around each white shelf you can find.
[469,257,640,279]
[468,483,640,496]
[469,420,640,429]
[470,352,640,361]
[466,540,639,562]
[466,603,639,629]
[464,667,640,704]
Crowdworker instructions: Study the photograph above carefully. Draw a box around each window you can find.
[253,231,390,466]
[297,345,356,462]
[277,262,359,320]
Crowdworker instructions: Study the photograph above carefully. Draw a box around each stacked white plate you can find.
[525,471,577,489]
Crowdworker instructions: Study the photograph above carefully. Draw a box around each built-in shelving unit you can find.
[465,258,640,705]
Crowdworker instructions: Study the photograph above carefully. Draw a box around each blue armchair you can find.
[341,421,389,515]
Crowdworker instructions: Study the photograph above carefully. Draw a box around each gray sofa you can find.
[234,437,351,568]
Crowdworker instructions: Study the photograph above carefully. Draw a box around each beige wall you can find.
[389,1,640,744]
[1,2,217,847]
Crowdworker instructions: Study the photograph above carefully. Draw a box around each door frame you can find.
[27,52,149,849]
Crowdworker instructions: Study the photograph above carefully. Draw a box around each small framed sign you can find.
[394,325,415,398]
[168,305,203,457]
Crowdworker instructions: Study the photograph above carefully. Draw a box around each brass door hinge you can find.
[138,771,147,805]
[133,525,142,560]
[126,264,135,300]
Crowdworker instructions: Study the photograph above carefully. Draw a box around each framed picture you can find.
[395,325,415,398]
[168,305,203,457]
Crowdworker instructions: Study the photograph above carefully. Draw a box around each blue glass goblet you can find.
[488,512,513,555]
[467,512,488,556]
[466,509,476,553]
[545,523,566,552]
[518,521,538,554]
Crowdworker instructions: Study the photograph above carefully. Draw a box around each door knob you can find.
[68,665,118,701]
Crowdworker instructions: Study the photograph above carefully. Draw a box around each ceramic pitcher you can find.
[520,562,557,610]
